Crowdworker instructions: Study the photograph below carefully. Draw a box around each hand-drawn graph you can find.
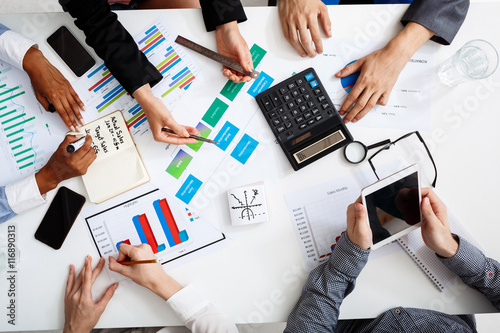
[227,183,269,225]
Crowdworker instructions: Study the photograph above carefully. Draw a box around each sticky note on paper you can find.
[227,182,269,225]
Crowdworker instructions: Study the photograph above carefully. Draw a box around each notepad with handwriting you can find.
[81,110,149,203]
[397,210,480,291]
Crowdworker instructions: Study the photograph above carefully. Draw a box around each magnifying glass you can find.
[343,139,391,164]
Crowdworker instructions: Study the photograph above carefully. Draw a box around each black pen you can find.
[161,128,219,145]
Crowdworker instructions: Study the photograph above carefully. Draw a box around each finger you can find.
[52,99,74,130]
[319,4,332,37]
[82,256,93,295]
[352,93,379,123]
[343,88,369,123]
[236,44,253,73]
[108,256,129,276]
[91,257,106,284]
[377,93,389,106]
[65,264,75,298]
[423,190,447,218]
[97,283,118,312]
[60,97,79,130]
[66,92,85,126]
[288,23,307,58]
[34,90,50,112]
[297,24,316,57]
[71,258,86,295]
[308,15,323,54]
[69,85,86,112]
[354,202,368,228]
[421,196,441,226]
[157,134,198,145]
[335,60,363,78]
[72,135,94,159]
[340,84,363,116]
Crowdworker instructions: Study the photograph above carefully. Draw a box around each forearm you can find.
[386,22,434,63]
[285,234,370,332]
[440,236,500,310]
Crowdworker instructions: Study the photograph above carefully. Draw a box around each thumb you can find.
[108,256,130,276]
[97,283,118,312]
[335,60,362,78]
[237,46,253,72]
[354,203,367,226]
[167,122,189,138]
[421,196,437,224]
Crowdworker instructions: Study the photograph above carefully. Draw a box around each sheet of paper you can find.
[312,38,434,130]
[0,61,67,184]
[227,182,269,225]
[72,16,200,142]
[141,43,295,210]
[284,169,401,272]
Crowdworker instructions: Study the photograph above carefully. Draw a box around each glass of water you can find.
[438,39,498,86]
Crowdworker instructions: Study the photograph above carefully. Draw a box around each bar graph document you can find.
[0,61,67,184]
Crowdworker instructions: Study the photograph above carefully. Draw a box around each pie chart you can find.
[340,60,360,93]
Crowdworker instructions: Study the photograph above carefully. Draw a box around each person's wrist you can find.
[216,20,238,33]
[35,166,59,195]
[149,273,183,301]
[22,47,43,75]
[436,235,459,258]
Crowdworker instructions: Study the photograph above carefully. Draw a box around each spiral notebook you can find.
[397,210,481,291]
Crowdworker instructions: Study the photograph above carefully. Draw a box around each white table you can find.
[1,3,500,331]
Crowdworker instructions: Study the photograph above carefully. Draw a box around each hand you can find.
[278,0,331,58]
[337,22,434,123]
[346,198,372,250]
[420,188,458,258]
[22,47,85,131]
[109,244,183,301]
[35,135,96,194]
[215,21,253,83]
[64,256,118,333]
[133,84,198,144]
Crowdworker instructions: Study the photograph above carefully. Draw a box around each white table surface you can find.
[1,3,500,331]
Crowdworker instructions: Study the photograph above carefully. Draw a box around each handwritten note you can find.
[84,114,133,160]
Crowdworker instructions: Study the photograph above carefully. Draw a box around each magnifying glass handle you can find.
[366,139,391,150]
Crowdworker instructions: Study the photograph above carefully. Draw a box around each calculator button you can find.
[262,97,273,111]
[313,88,321,95]
[327,110,334,115]
[304,93,311,100]
[305,72,315,81]
[299,105,307,112]
[270,92,281,106]
[296,78,305,86]
[287,131,294,137]
[282,114,290,122]
[272,118,281,126]
[299,123,307,130]
[300,86,307,93]
[307,119,315,125]
[309,80,318,88]
[322,103,330,110]
[284,94,291,102]
[277,107,285,114]
[291,90,299,97]
[315,115,323,121]
[288,82,296,90]
[292,109,300,117]
[296,97,304,104]
[311,108,320,115]
[285,122,293,129]
[279,87,288,94]
[304,111,312,119]
[276,125,285,133]
[295,116,305,124]
[269,111,277,118]
[287,101,295,109]
[318,95,326,103]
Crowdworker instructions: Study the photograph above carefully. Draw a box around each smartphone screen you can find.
[35,186,86,250]
[47,26,95,77]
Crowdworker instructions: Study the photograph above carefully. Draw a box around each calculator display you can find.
[293,130,345,163]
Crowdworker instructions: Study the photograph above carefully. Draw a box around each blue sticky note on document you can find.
[231,134,259,164]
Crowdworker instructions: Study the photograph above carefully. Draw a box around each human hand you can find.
[35,135,96,194]
[278,0,331,58]
[215,21,253,83]
[420,188,458,258]
[346,198,372,250]
[64,256,118,333]
[109,243,183,301]
[133,84,198,144]
[22,47,85,131]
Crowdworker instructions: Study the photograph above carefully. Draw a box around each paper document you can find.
[312,39,434,130]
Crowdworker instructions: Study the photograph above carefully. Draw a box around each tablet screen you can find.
[364,171,420,245]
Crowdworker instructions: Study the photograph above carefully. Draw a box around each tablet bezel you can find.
[361,164,422,250]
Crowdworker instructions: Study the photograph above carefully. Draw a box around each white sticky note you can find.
[227,182,270,225]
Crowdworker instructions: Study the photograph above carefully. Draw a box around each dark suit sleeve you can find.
[200,0,247,32]
[401,0,470,45]
[59,0,162,95]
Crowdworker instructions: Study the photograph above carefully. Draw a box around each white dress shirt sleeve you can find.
[162,284,238,333]
[5,174,46,215]
[0,30,37,70]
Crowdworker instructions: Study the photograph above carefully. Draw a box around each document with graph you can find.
[285,170,386,272]
[0,60,67,185]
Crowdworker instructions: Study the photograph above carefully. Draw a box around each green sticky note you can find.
[166,150,193,179]
[202,98,228,127]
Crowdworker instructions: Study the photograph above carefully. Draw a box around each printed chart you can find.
[73,16,200,141]
[84,186,225,266]
[142,43,293,208]
[0,61,66,184]
[312,39,434,130]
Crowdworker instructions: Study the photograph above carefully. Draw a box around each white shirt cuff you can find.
[5,174,46,215]
[0,30,37,70]
[166,284,211,324]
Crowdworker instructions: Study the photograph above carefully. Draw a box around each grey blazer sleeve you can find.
[401,0,470,45]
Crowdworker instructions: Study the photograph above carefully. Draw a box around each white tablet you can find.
[361,164,422,250]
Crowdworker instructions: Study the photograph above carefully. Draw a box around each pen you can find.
[66,136,86,153]
[120,259,158,266]
[161,128,219,145]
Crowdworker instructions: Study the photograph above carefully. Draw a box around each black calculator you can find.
[255,68,353,170]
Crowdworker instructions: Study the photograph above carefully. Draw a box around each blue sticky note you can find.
[247,71,274,97]
[230,134,259,164]
[214,121,239,151]
[176,174,203,204]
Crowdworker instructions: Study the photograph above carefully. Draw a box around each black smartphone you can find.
[47,26,95,77]
[35,186,86,250]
